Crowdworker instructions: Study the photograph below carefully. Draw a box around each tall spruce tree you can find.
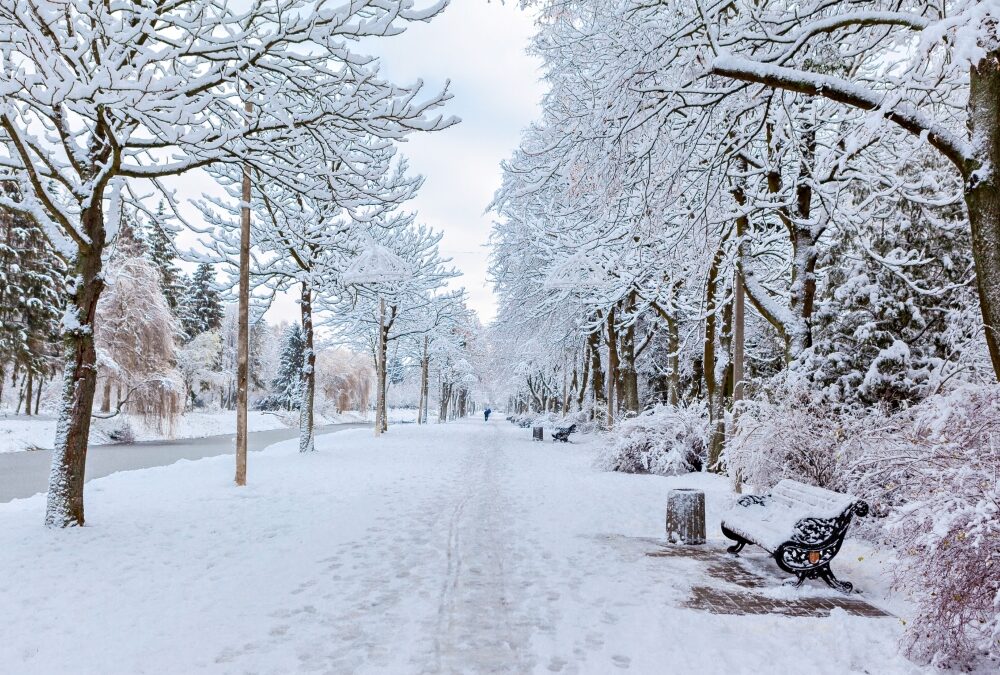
[144,202,183,313]
[0,185,64,412]
[181,263,224,339]
[261,323,305,411]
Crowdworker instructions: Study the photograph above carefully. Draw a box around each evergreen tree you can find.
[794,180,976,410]
[144,201,183,312]
[0,185,64,411]
[258,323,305,411]
[181,263,224,339]
[388,356,405,386]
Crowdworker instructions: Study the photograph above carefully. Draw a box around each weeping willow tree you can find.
[95,226,182,435]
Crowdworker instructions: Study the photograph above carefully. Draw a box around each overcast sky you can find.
[359,1,544,323]
[186,1,540,329]
[170,2,543,326]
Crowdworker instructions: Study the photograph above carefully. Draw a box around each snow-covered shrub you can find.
[792,193,983,411]
[108,423,135,445]
[725,384,863,491]
[598,402,707,476]
[849,385,1000,668]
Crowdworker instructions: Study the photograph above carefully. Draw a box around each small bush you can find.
[725,384,862,491]
[598,402,707,476]
[108,423,136,445]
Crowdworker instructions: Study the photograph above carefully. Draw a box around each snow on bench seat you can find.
[722,480,857,552]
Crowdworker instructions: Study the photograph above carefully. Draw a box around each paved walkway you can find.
[0,421,912,674]
[647,544,890,618]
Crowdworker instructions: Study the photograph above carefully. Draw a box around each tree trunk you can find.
[619,296,640,414]
[45,206,105,527]
[605,308,618,427]
[666,314,680,406]
[417,338,427,425]
[704,245,726,471]
[379,302,390,434]
[788,123,818,355]
[34,375,43,416]
[299,282,315,453]
[733,270,746,404]
[374,300,384,436]
[587,327,605,417]
[24,371,33,417]
[576,341,590,411]
[101,378,111,414]
[438,381,450,423]
[235,105,251,486]
[421,338,430,423]
[968,50,1000,379]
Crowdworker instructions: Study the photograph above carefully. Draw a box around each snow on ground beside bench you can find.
[0,421,923,673]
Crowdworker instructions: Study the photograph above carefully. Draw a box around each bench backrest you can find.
[768,479,856,519]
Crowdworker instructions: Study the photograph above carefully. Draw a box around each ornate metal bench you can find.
[721,479,869,594]
[552,424,576,443]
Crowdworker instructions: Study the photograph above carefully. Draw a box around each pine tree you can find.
[259,323,305,411]
[181,263,224,339]
[0,185,64,412]
[144,201,183,313]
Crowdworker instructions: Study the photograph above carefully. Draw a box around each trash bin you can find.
[665,488,706,545]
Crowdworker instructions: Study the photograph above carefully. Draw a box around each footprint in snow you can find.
[611,654,631,669]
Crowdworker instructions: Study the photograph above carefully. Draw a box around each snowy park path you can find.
[0,421,921,674]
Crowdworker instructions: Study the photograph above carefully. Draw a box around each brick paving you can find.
[647,544,892,619]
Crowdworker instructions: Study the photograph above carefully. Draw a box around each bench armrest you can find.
[735,494,768,508]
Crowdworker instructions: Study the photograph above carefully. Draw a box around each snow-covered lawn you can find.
[0,421,921,674]
[0,409,373,453]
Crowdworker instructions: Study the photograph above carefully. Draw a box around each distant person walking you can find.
[484,407,492,422]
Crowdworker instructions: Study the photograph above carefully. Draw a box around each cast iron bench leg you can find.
[819,566,854,594]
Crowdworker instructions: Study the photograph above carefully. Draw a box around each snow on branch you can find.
[710,56,973,172]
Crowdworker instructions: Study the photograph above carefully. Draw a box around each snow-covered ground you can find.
[0,420,923,674]
[0,409,375,453]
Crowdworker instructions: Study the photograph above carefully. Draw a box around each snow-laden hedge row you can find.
[597,402,707,476]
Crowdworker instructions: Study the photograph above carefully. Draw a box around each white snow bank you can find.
[0,422,925,674]
[0,409,376,453]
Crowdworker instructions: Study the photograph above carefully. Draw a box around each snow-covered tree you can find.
[259,323,305,412]
[144,202,183,314]
[176,330,222,410]
[0,0,455,526]
[0,187,64,413]
[94,219,181,432]
[182,264,224,339]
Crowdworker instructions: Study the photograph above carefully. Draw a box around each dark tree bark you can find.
[577,340,590,410]
[34,375,43,416]
[45,204,105,528]
[967,51,1000,378]
[619,293,640,414]
[24,371,33,416]
[587,327,605,414]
